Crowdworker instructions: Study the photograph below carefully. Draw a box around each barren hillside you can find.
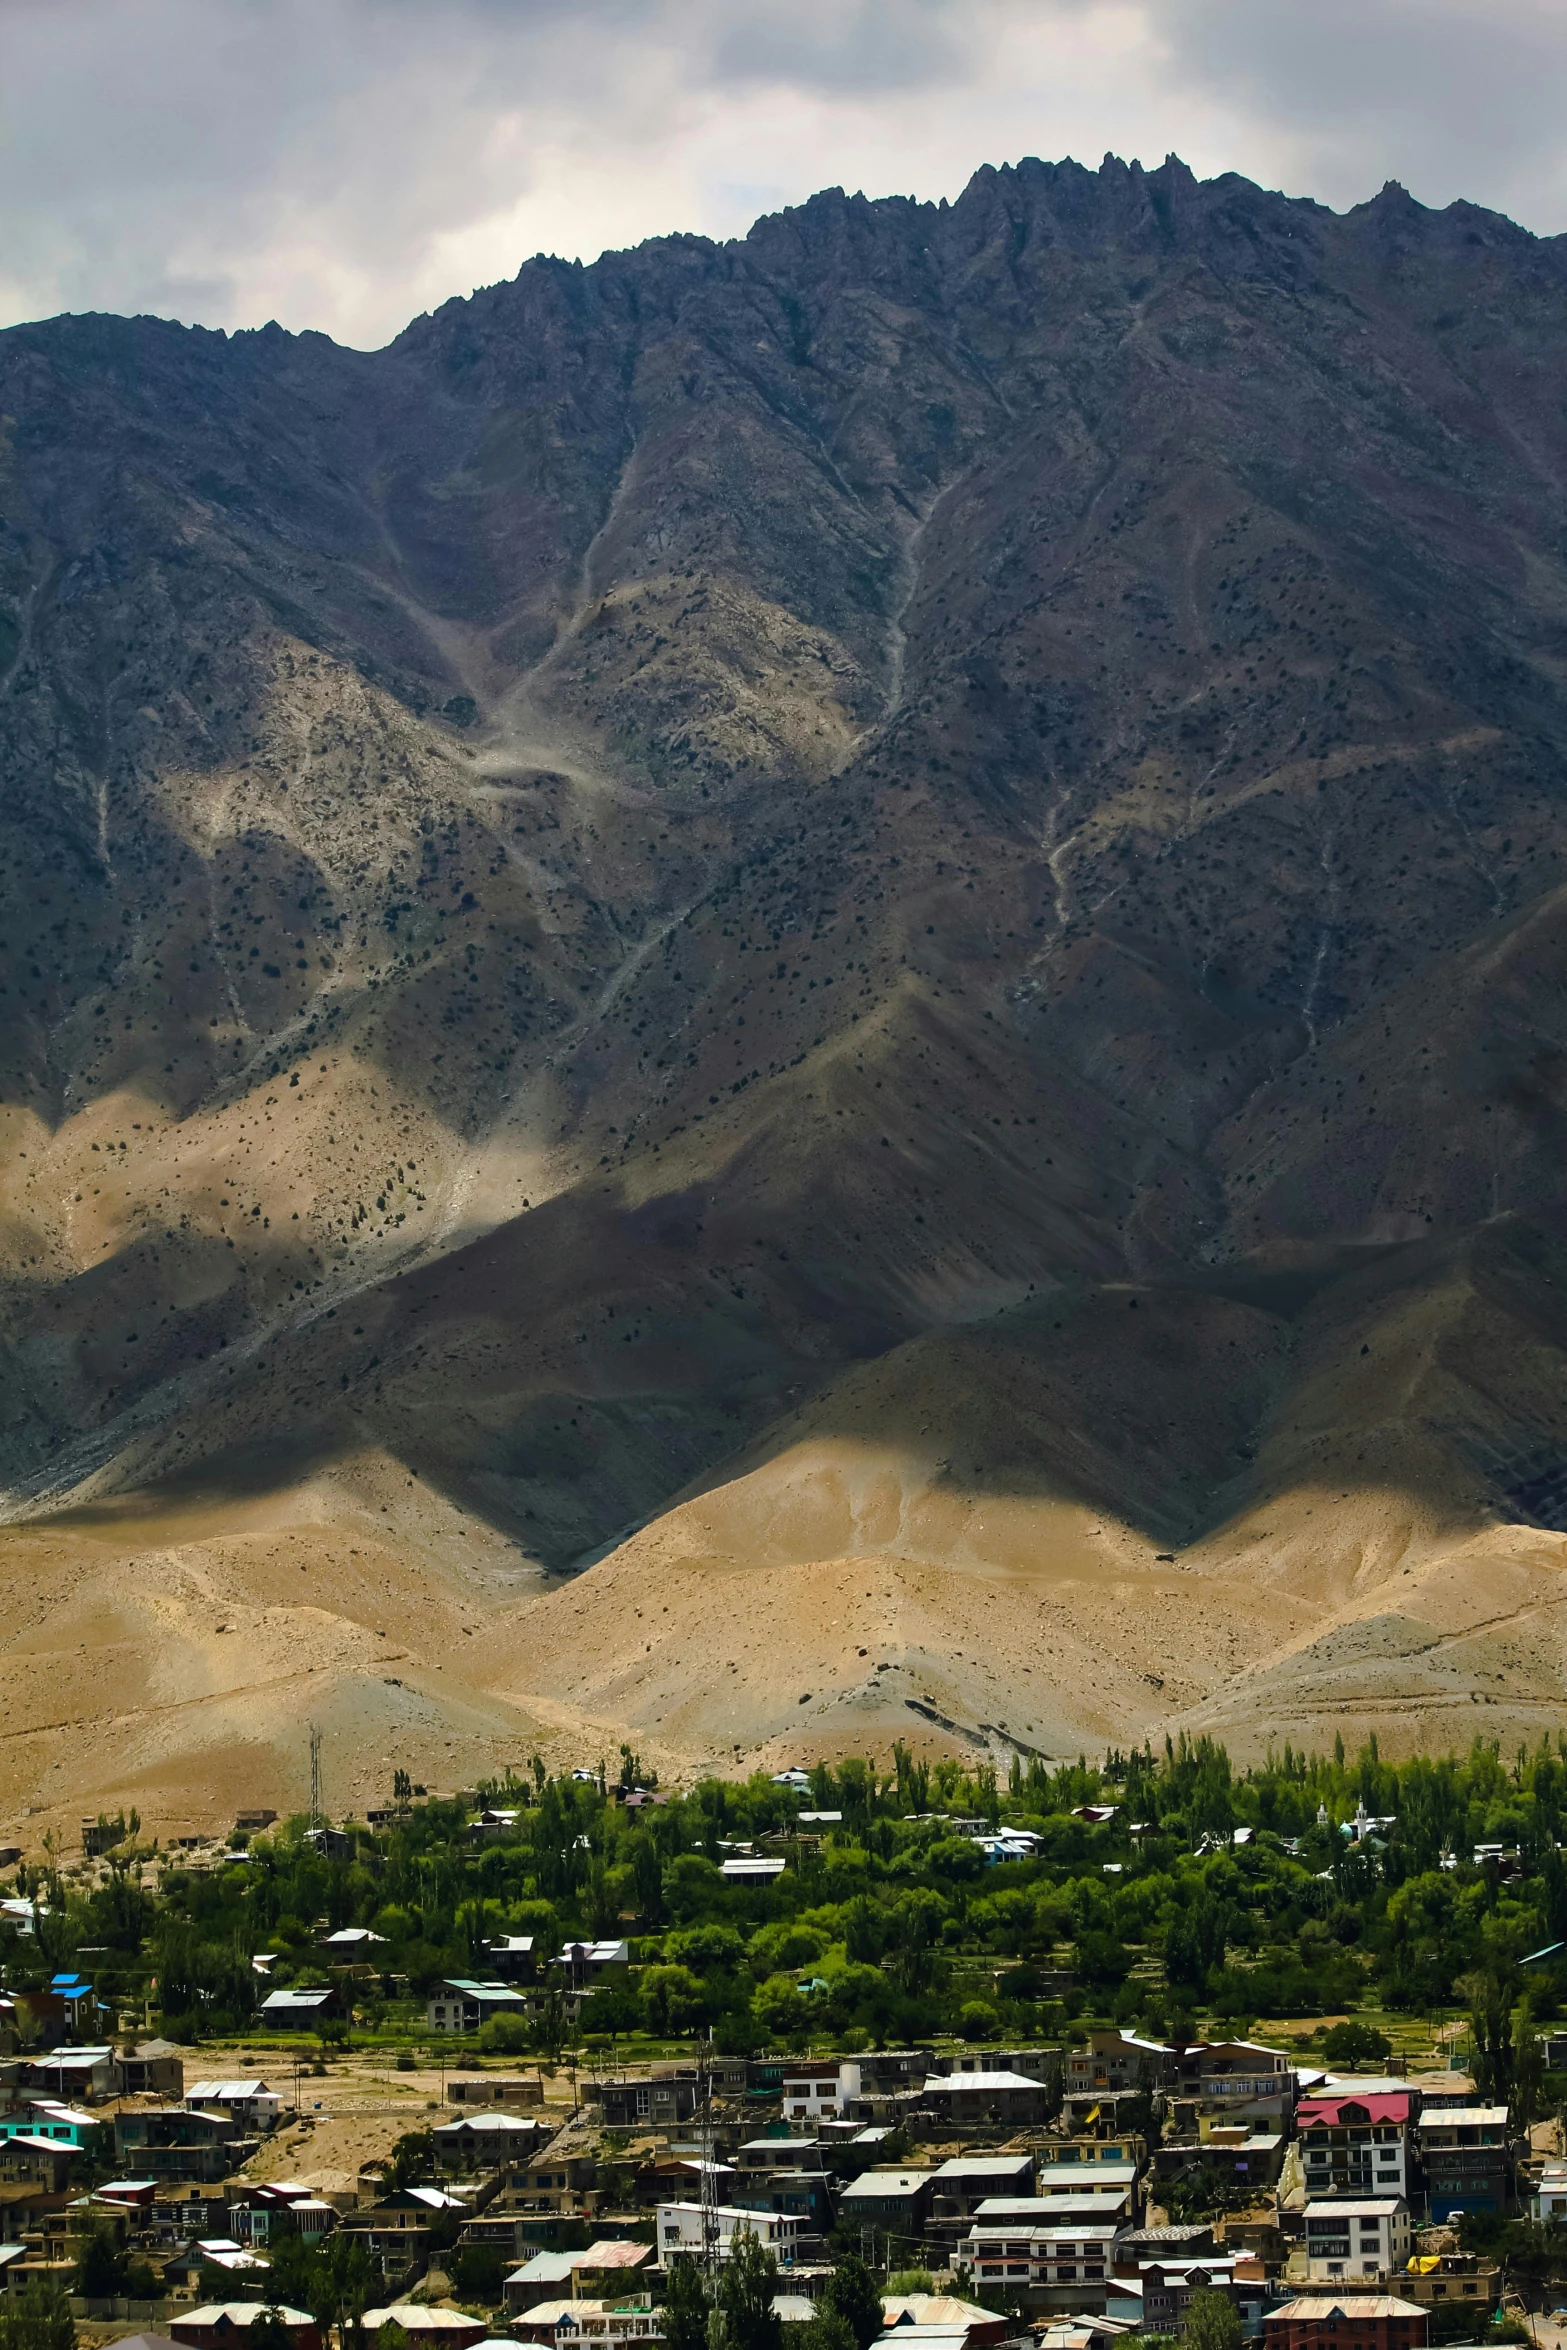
[7,157,1567,1837]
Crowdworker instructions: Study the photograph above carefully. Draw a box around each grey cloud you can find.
[708,0,971,96]
[1,0,1566,349]
[1151,0,1567,218]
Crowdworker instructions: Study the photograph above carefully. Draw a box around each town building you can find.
[185,2081,284,2132]
[1155,2131,1286,2196]
[483,1936,538,1981]
[838,2169,936,2248]
[1038,2137,1145,2178]
[1105,2257,1267,2337]
[918,2071,1054,2132]
[1263,2296,1427,2350]
[973,2192,1132,2235]
[1067,2033,1177,2097]
[1406,2074,1474,2111]
[733,2165,834,2237]
[171,2307,321,2350]
[553,1942,631,1993]
[0,2103,96,2150]
[431,2110,552,2167]
[1534,2162,1567,2222]
[1417,2107,1514,2219]
[338,2185,470,2262]
[427,1979,529,2033]
[965,2224,1123,2313]
[655,2203,801,2264]
[24,2048,116,2103]
[1398,2253,1499,2319]
[513,2302,662,2350]
[1194,2043,1296,2129]
[599,2075,700,2130]
[782,2060,861,2123]
[507,2251,590,2313]
[929,2154,1036,2230]
[117,2041,185,2099]
[114,2107,251,2183]
[737,2138,822,2176]
[1303,2199,1413,2281]
[360,2308,490,2347]
[1296,2096,1414,2200]
[448,2074,543,2107]
[256,1986,339,2027]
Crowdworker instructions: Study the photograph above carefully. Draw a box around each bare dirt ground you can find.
[5,1378,1567,1851]
[132,2043,582,2193]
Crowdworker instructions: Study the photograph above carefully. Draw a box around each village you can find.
[3,1744,1567,2350]
[0,1999,1552,2350]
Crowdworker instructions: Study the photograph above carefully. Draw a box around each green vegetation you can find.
[0,2288,74,2350]
[74,2221,159,2302]
[258,2224,375,2336]
[1182,2288,1244,2350]
[9,1734,1567,2055]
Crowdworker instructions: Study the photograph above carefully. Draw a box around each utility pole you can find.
[700,2032,720,2277]
[308,1724,323,1829]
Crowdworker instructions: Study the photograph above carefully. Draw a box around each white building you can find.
[511,2304,662,2350]
[1533,2164,1567,2223]
[1303,2198,1412,2280]
[657,2203,801,2265]
[186,2081,285,2131]
[427,1979,528,2032]
[782,2062,861,2123]
[966,2223,1124,2301]
[552,1942,630,1993]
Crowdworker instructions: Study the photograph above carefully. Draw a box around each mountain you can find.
[6,153,1567,1835]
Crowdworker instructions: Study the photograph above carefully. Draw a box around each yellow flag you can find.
[1084,2104,1101,2125]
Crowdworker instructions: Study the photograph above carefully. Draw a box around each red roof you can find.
[1297,2094,1413,2128]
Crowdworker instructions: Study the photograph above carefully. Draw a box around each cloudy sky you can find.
[3,0,1564,349]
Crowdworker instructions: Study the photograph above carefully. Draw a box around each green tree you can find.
[1465,1974,1514,2103]
[662,2259,712,2350]
[796,2317,854,2350]
[389,2128,436,2190]
[451,2244,506,2302]
[1319,2022,1393,2069]
[247,2315,296,2350]
[317,2229,374,2347]
[1183,2287,1243,2350]
[717,2229,782,2350]
[1513,1993,1545,2128]
[74,2226,129,2299]
[535,1984,569,2062]
[630,1833,664,1924]
[260,2223,319,2319]
[820,2255,884,2350]
[753,1974,810,2046]
[476,2011,532,2054]
[0,2288,76,2350]
[640,1964,706,2036]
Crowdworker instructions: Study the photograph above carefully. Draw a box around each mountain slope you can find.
[7,156,1567,1829]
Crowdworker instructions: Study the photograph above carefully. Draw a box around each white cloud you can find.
[0,0,1563,349]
